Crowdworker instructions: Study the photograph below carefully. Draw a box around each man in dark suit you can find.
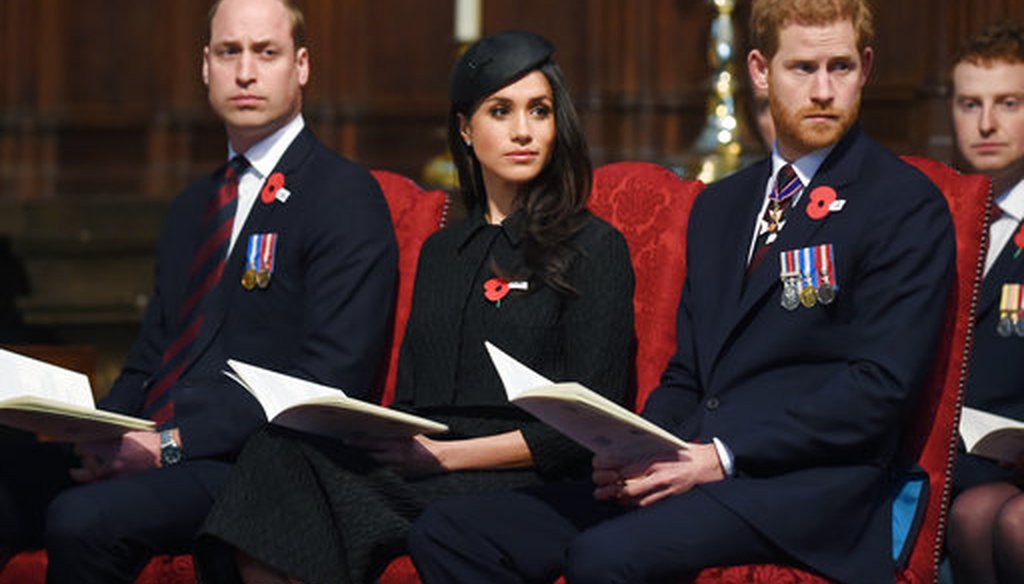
[0,0,397,582]
[407,1,955,582]
[945,22,1024,584]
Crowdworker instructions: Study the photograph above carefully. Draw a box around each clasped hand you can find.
[69,430,162,483]
[592,442,725,507]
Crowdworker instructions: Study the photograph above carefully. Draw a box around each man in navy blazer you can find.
[0,1,396,582]
[945,22,1024,584]
[407,1,955,583]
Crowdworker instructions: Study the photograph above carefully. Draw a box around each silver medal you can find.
[817,283,836,305]
[998,317,1014,338]
[781,279,800,311]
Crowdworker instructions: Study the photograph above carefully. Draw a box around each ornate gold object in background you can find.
[422,144,459,190]
[423,0,482,189]
[687,0,756,183]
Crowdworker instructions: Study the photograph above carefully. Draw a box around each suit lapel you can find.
[183,128,317,372]
[697,162,770,377]
[710,127,866,369]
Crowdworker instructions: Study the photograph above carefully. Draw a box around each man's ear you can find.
[748,49,770,93]
[202,46,211,86]
[295,47,310,87]
[859,46,874,86]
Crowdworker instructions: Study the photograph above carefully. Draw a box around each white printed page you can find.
[484,341,553,399]
[0,349,94,409]
[960,407,1024,451]
[227,360,347,420]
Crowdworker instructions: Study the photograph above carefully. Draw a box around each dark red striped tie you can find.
[144,156,248,426]
[748,164,801,276]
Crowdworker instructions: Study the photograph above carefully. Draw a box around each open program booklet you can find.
[226,360,448,440]
[0,348,153,441]
[960,406,1024,465]
[485,342,688,458]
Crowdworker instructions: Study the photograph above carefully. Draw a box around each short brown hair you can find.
[207,0,307,49]
[953,22,1024,69]
[750,0,874,59]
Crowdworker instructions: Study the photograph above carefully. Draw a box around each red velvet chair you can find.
[0,170,450,584]
[369,170,451,406]
[694,157,990,583]
[380,161,706,583]
[384,158,989,584]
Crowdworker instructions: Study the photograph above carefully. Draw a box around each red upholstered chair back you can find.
[695,156,990,584]
[369,170,449,406]
[894,156,989,583]
[0,171,449,584]
[588,162,704,409]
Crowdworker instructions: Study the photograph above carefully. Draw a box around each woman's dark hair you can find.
[448,61,592,296]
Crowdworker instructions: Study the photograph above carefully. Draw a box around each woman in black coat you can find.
[194,30,635,584]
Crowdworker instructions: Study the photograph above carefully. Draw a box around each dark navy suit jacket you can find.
[100,128,398,476]
[643,126,955,583]
[955,197,1024,489]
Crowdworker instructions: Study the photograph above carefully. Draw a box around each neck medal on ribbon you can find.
[779,244,838,311]
[242,232,278,291]
[997,283,1024,337]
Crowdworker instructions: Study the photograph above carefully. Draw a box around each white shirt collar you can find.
[227,113,306,179]
[995,179,1024,223]
[770,143,836,192]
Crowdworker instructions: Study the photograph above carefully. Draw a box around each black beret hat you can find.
[449,31,555,110]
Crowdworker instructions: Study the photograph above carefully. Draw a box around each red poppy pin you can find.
[1013,222,1024,258]
[805,186,842,220]
[484,277,510,306]
[261,172,286,204]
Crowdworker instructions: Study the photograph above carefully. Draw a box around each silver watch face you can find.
[161,442,182,466]
[160,431,182,466]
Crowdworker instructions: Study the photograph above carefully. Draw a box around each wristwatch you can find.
[159,429,183,466]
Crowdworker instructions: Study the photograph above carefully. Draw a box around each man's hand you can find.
[592,443,726,507]
[69,430,164,483]
[353,435,449,478]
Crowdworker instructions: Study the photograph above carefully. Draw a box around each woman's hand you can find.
[351,430,534,476]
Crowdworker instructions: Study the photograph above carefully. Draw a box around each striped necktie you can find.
[143,156,248,426]
[748,164,802,275]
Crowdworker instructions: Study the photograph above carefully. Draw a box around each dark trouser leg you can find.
[0,437,76,549]
[408,481,616,584]
[45,460,227,584]
[565,487,782,584]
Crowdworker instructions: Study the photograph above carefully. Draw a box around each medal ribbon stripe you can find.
[246,234,260,272]
[781,250,795,275]
[814,244,837,290]
[802,247,817,289]
[1000,284,1010,317]
[771,164,800,202]
[260,233,277,273]
[1017,284,1024,325]
[143,156,248,425]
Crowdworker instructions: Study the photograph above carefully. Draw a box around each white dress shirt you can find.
[985,179,1024,277]
[226,113,306,255]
